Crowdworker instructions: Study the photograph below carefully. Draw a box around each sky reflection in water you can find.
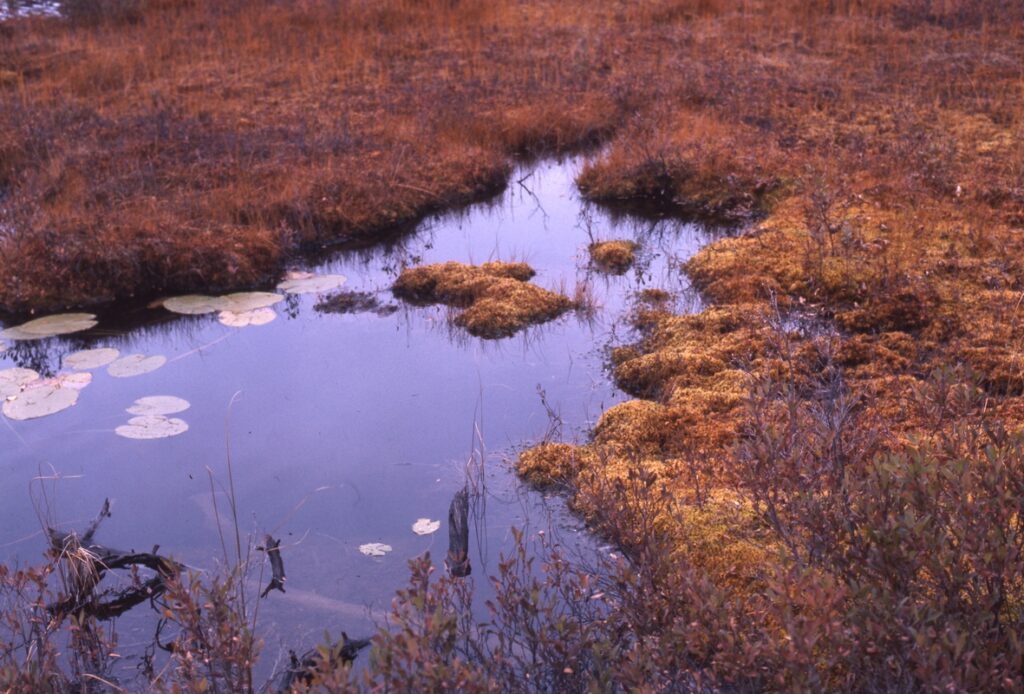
[0,157,718,676]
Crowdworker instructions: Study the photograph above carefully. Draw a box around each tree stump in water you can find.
[446,488,471,578]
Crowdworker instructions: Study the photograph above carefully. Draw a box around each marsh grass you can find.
[1,0,1021,314]
[3,0,1024,689]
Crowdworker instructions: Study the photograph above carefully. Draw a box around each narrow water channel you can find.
[0,157,716,679]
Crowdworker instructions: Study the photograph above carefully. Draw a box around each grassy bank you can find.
[3,1,1018,313]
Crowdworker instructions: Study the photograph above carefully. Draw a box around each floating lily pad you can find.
[1,313,98,340]
[163,295,225,315]
[358,543,393,557]
[52,372,92,390]
[412,518,441,536]
[107,354,167,378]
[0,327,37,340]
[127,395,190,416]
[218,307,277,328]
[0,367,40,399]
[219,292,285,313]
[163,292,284,316]
[64,347,120,370]
[3,383,79,421]
[276,274,347,295]
[115,415,189,440]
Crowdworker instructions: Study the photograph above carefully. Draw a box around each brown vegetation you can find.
[4,0,1024,689]
[1,0,1017,316]
[392,261,572,338]
[587,239,637,274]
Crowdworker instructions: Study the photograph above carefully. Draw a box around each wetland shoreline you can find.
[2,0,1024,690]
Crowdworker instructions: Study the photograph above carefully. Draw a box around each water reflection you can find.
[0,0,59,20]
[0,157,724,683]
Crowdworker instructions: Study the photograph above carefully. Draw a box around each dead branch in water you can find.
[45,499,182,620]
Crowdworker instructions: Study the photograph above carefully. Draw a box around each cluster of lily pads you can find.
[159,273,347,324]
[0,273,347,429]
[358,517,441,558]
[0,340,169,423]
[116,396,190,440]
[0,343,173,425]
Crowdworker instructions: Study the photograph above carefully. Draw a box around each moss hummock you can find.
[588,240,638,274]
[392,261,573,339]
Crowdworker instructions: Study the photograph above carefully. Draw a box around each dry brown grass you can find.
[2,0,1018,315]
[4,1,1024,687]
[0,0,626,311]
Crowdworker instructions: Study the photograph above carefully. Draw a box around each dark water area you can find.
[0,0,59,20]
[0,158,719,684]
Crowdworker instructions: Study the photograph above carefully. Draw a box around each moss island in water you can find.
[392,261,573,339]
[588,240,638,274]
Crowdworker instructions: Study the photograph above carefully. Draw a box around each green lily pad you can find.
[107,354,167,378]
[163,295,225,315]
[127,396,190,416]
[412,518,441,536]
[51,372,92,390]
[1,313,98,340]
[0,367,40,399]
[218,307,277,328]
[115,415,189,440]
[3,383,79,421]
[64,348,120,371]
[219,292,285,313]
[358,543,393,557]
[276,274,347,295]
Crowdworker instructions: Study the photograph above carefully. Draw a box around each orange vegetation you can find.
[392,260,571,338]
[3,0,1024,688]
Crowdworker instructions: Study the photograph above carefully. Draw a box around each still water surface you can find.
[0,158,715,677]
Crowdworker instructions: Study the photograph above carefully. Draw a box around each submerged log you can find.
[446,488,471,578]
[260,534,287,598]
[87,575,167,620]
[275,632,371,691]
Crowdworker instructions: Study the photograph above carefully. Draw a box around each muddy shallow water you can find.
[0,158,717,681]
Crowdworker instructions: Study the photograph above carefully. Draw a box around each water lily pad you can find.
[412,518,441,536]
[163,295,225,315]
[115,415,189,440]
[52,372,92,390]
[64,348,120,371]
[0,327,36,341]
[276,274,347,295]
[127,395,190,416]
[3,383,79,421]
[1,313,98,340]
[107,354,167,378]
[0,326,41,340]
[359,543,393,557]
[219,292,285,313]
[0,367,40,399]
[217,308,276,328]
